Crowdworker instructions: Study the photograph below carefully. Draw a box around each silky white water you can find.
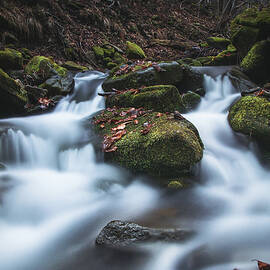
[0,70,269,270]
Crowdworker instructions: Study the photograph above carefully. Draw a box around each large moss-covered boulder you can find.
[106,85,185,113]
[126,41,146,59]
[62,61,88,72]
[25,56,67,81]
[93,108,203,180]
[240,40,270,84]
[103,61,183,92]
[0,68,27,117]
[0,48,23,70]
[206,37,231,50]
[230,7,270,58]
[228,96,270,149]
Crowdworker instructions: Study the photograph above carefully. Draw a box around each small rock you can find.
[96,220,193,247]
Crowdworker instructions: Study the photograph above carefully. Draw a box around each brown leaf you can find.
[156,112,163,118]
[254,260,270,270]
[119,111,127,116]
[111,123,126,131]
[134,119,139,125]
[105,146,118,153]
[100,123,105,129]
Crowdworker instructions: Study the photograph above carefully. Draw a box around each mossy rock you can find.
[126,41,146,59]
[231,25,259,58]
[210,50,237,66]
[107,62,118,69]
[228,96,270,149]
[0,68,27,117]
[0,48,23,70]
[39,73,74,96]
[182,91,201,111]
[106,85,185,113]
[103,61,183,92]
[93,109,203,179]
[196,56,213,66]
[240,40,270,84]
[206,37,231,50]
[62,61,88,72]
[167,180,185,189]
[25,56,67,81]
[230,7,270,58]
[113,52,126,65]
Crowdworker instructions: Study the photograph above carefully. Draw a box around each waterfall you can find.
[0,70,269,270]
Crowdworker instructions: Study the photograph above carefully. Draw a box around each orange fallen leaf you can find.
[134,119,139,125]
[253,260,270,270]
[100,123,105,129]
[111,123,126,131]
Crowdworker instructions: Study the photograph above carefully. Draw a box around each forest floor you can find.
[0,0,224,68]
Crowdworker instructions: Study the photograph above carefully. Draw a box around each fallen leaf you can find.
[111,123,126,131]
[134,119,139,125]
[105,146,118,153]
[156,112,163,118]
[100,123,105,129]
[253,260,270,270]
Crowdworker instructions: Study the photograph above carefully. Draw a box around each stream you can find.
[0,68,269,270]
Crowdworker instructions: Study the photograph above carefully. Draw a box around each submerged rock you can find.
[228,96,270,149]
[93,108,203,180]
[102,61,183,92]
[96,220,193,247]
[106,85,185,113]
[0,163,6,170]
[240,40,270,85]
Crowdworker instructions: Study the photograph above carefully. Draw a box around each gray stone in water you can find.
[0,163,6,170]
[96,220,193,247]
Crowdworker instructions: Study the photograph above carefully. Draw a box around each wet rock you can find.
[227,66,257,93]
[240,40,270,85]
[25,85,48,104]
[106,85,185,113]
[179,65,204,92]
[228,96,270,149]
[39,72,75,96]
[182,91,201,112]
[0,163,6,170]
[93,108,203,180]
[96,220,193,247]
[102,61,183,92]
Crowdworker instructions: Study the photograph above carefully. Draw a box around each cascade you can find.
[0,70,269,270]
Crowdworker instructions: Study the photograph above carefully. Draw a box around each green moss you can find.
[62,61,88,72]
[240,40,270,84]
[233,8,258,28]
[167,180,184,189]
[227,44,237,52]
[104,57,112,63]
[94,109,203,179]
[209,49,237,66]
[113,52,126,65]
[106,85,185,113]
[200,42,209,48]
[0,48,23,70]
[206,37,231,49]
[25,56,67,80]
[106,62,118,69]
[126,41,146,59]
[0,67,27,104]
[196,56,212,66]
[92,46,104,59]
[228,96,270,148]
[103,47,115,57]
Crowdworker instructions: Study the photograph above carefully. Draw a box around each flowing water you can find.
[0,69,269,270]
